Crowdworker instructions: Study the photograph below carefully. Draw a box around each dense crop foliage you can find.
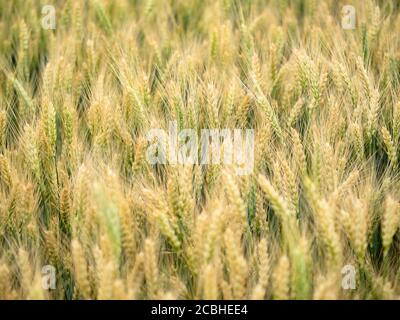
[0,0,400,299]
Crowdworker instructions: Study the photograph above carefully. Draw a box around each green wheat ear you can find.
[93,0,113,36]
[10,75,33,114]
[93,182,122,262]
[0,109,6,150]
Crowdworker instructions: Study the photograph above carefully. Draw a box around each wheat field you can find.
[0,0,400,300]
